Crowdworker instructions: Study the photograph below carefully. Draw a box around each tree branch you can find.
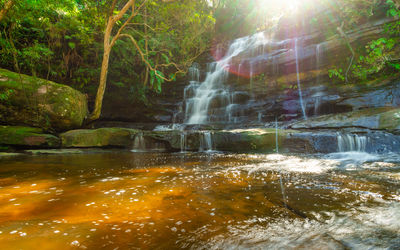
[0,0,14,22]
[119,33,185,81]
[337,22,355,83]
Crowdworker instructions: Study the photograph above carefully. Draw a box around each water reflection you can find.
[0,152,399,249]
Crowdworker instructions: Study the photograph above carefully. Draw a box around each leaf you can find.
[68,42,76,49]
[161,53,170,64]
[388,8,398,17]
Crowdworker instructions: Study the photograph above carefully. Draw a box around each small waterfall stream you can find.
[337,134,368,152]
[294,38,307,120]
[132,133,146,152]
[180,131,187,152]
[316,43,324,85]
[275,117,279,153]
[199,131,214,152]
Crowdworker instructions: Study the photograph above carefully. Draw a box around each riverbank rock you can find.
[290,107,400,133]
[213,129,292,152]
[0,126,60,148]
[61,128,141,148]
[147,129,314,153]
[0,68,88,131]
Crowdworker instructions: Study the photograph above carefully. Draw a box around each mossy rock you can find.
[213,128,297,153]
[61,128,140,148]
[0,68,88,131]
[146,129,304,153]
[379,108,400,133]
[0,126,60,148]
[291,107,395,130]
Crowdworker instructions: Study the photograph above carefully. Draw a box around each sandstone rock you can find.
[0,68,87,131]
[290,107,397,130]
[61,128,140,148]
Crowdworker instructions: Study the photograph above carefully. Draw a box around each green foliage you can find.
[0,0,105,91]
[328,68,345,82]
[0,0,215,105]
[0,89,14,102]
[352,38,399,80]
[328,0,400,83]
[106,0,214,99]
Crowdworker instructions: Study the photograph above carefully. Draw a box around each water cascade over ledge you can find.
[183,33,273,125]
[337,133,368,152]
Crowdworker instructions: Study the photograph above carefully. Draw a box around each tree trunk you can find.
[143,3,149,86]
[89,0,136,121]
[89,47,111,120]
[0,0,14,22]
[89,19,114,121]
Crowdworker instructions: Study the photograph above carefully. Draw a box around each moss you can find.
[212,128,297,153]
[379,108,400,131]
[0,68,88,131]
[61,128,141,148]
[0,126,60,148]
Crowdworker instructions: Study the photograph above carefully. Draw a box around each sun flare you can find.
[258,0,301,13]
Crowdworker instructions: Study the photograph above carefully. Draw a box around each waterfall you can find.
[183,33,269,124]
[275,117,279,153]
[272,55,279,76]
[314,96,321,116]
[337,134,368,152]
[316,43,324,85]
[188,62,200,82]
[132,133,146,152]
[180,131,187,152]
[294,38,307,120]
[199,131,213,152]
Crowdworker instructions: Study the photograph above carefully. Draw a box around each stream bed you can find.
[0,151,399,249]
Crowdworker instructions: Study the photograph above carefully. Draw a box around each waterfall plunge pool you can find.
[0,151,399,249]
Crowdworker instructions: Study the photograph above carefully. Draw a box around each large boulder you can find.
[0,68,87,131]
[0,126,60,148]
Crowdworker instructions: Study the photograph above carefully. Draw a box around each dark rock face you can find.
[99,78,186,124]
[0,69,88,131]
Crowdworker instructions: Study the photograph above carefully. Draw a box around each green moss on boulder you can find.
[61,128,140,148]
[379,109,400,133]
[0,126,60,148]
[0,68,87,131]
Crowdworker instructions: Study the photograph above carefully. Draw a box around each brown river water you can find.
[0,151,399,249]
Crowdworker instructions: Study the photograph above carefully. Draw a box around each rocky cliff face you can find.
[98,15,399,126]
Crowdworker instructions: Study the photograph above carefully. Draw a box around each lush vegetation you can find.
[324,0,400,83]
[0,0,215,111]
[1,0,400,120]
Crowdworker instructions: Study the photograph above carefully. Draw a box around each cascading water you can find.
[315,43,324,85]
[294,38,307,120]
[275,117,279,153]
[183,33,270,124]
[199,131,213,152]
[337,134,368,152]
[132,133,146,152]
[180,131,187,152]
